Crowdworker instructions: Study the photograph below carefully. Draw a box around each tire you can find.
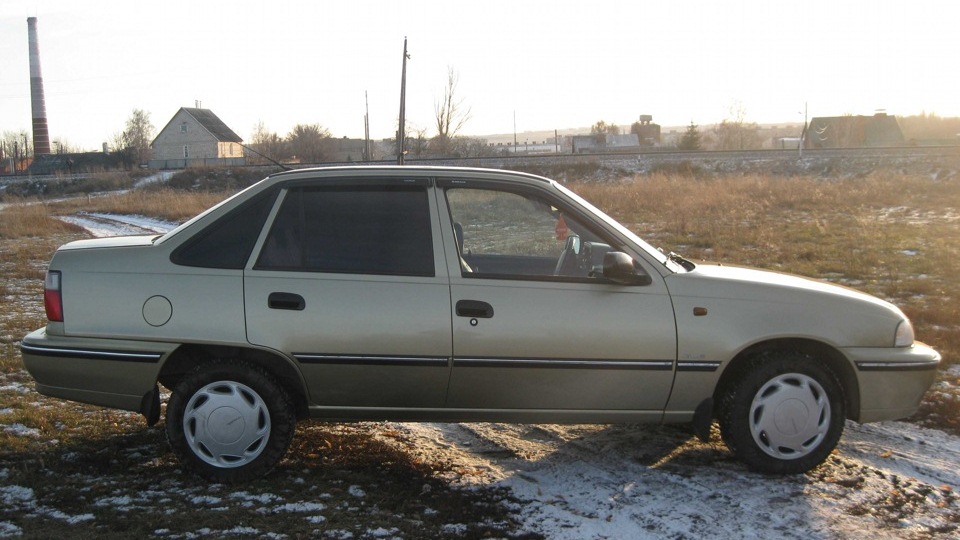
[718,351,845,474]
[166,360,295,483]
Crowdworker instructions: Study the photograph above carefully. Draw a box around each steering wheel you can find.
[554,235,582,276]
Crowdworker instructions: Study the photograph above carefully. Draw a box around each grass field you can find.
[1,166,958,536]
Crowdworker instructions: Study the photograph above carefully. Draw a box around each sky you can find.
[0,0,957,151]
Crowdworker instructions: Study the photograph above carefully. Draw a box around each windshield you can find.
[553,181,688,272]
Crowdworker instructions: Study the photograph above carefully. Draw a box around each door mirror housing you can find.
[602,252,652,286]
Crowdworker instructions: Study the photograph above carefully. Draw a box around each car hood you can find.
[668,263,903,317]
[664,263,908,348]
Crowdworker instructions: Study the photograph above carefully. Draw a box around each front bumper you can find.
[845,342,941,423]
[20,327,177,413]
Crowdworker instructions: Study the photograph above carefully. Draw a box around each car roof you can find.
[265,165,554,186]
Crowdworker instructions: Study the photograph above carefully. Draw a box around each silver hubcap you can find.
[183,381,271,469]
[750,373,830,460]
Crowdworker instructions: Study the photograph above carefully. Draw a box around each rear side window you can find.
[171,190,277,269]
[255,186,434,277]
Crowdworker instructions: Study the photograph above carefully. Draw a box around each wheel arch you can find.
[158,344,310,419]
[713,338,860,421]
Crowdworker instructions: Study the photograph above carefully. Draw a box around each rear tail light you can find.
[44,271,63,322]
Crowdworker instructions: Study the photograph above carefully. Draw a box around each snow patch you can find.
[3,423,40,438]
[257,501,326,514]
[0,486,34,507]
[321,530,354,539]
[58,212,176,238]
[0,383,30,395]
[0,521,22,538]
[134,171,175,188]
[365,527,399,538]
[228,491,280,503]
[189,495,223,506]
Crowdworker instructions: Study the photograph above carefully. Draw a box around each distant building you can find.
[491,140,558,155]
[328,137,368,162]
[804,113,904,149]
[632,115,661,146]
[572,134,641,154]
[27,151,129,175]
[150,107,245,169]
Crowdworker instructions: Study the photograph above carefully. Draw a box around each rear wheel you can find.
[719,352,845,474]
[166,360,295,482]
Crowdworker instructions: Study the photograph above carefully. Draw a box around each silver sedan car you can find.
[21,166,940,482]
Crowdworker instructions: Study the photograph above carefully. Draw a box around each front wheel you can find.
[166,360,295,482]
[719,353,845,474]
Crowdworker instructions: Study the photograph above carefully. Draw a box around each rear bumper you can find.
[845,342,941,423]
[20,328,177,412]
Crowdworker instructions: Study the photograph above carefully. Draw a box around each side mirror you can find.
[602,252,652,286]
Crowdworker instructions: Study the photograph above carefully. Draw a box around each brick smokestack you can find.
[27,17,51,156]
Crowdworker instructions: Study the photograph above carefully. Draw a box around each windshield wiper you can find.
[667,251,696,271]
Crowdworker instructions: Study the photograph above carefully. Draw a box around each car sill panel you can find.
[453,358,674,370]
[20,343,162,363]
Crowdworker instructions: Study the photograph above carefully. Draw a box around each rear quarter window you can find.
[171,190,277,269]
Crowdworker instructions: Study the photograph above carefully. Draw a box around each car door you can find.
[439,179,677,415]
[243,178,453,409]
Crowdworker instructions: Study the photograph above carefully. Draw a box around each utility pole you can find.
[397,37,410,165]
[799,102,807,159]
[513,111,517,154]
[364,91,371,162]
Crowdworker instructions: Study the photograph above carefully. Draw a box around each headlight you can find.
[894,319,915,347]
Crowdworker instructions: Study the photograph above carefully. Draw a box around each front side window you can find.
[446,187,614,280]
[256,186,434,277]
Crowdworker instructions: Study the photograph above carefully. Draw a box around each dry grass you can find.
[47,189,228,223]
[0,202,84,240]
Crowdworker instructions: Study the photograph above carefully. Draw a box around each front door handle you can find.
[456,300,494,319]
[268,292,305,311]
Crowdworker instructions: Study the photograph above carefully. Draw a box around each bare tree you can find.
[287,123,331,164]
[590,120,620,143]
[453,136,496,158]
[408,126,429,158]
[433,67,471,156]
[1,130,31,172]
[108,130,137,168]
[50,137,80,154]
[250,121,288,164]
[713,103,761,151]
[120,109,154,165]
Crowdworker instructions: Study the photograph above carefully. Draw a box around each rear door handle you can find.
[456,300,494,318]
[268,292,305,311]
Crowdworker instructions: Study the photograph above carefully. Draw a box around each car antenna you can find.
[238,142,291,172]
